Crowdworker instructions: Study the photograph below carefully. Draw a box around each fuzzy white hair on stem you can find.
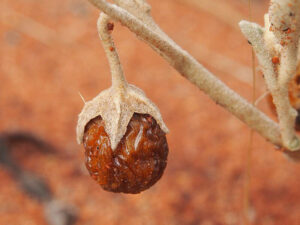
[240,0,300,151]
[85,0,300,153]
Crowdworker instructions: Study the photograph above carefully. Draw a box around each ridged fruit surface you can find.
[83,113,168,194]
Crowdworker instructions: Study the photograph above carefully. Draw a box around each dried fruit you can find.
[83,113,168,194]
[76,13,169,194]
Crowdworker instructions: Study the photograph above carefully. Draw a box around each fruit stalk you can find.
[97,13,127,92]
[77,12,169,151]
[77,12,170,193]
[87,0,283,148]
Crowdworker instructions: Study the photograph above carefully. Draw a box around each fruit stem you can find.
[97,13,128,92]
[88,0,283,148]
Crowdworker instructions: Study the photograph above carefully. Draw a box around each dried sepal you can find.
[76,13,168,150]
[76,84,168,150]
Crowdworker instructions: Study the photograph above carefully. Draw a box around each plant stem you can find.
[240,20,300,151]
[97,13,127,91]
[87,0,282,147]
[267,0,300,150]
[275,44,299,150]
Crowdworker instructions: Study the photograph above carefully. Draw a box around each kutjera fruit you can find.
[77,13,169,193]
[83,113,168,194]
[76,84,169,194]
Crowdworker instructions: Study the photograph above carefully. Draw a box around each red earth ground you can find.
[0,0,299,224]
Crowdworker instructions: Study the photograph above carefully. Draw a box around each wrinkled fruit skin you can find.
[83,113,168,194]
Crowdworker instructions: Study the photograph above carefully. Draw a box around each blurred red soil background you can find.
[0,0,300,224]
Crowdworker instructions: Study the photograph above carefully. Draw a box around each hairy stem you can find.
[276,44,299,150]
[87,0,282,147]
[97,13,127,91]
[240,20,300,151]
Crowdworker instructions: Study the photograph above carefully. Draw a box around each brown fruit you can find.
[83,113,168,194]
